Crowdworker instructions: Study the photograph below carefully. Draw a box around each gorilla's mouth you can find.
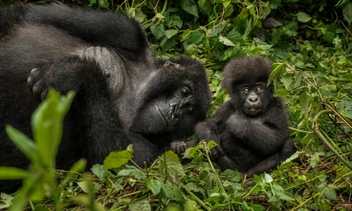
[245,107,261,115]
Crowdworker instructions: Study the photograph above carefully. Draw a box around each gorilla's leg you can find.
[246,139,294,177]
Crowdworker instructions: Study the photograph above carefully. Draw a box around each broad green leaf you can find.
[164,203,182,211]
[342,2,352,25]
[98,0,109,9]
[160,183,183,202]
[134,9,147,23]
[129,198,151,211]
[91,164,108,180]
[220,169,242,183]
[325,187,337,200]
[0,193,13,209]
[207,140,218,150]
[0,167,29,180]
[165,29,178,39]
[158,150,185,178]
[117,167,146,180]
[336,97,352,118]
[180,0,198,17]
[88,0,97,6]
[5,125,39,162]
[185,182,206,196]
[297,12,311,23]
[264,173,273,183]
[150,24,165,40]
[103,149,133,170]
[69,158,87,173]
[183,144,201,159]
[77,181,101,193]
[145,178,162,195]
[219,35,236,47]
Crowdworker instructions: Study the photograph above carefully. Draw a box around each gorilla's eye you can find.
[182,87,190,96]
[188,106,193,113]
[255,87,262,93]
[243,88,250,94]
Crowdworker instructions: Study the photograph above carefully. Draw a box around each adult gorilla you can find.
[0,3,211,192]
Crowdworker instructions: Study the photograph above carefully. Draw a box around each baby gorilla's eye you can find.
[255,87,262,93]
[243,88,250,94]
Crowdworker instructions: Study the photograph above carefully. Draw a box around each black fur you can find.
[173,56,294,177]
[0,3,211,192]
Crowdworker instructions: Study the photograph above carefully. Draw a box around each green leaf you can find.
[129,198,151,211]
[342,2,352,25]
[325,187,337,200]
[5,125,39,162]
[297,12,311,23]
[103,149,133,170]
[180,0,199,17]
[32,90,75,168]
[336,97,352,118]
[98,0,109,9]
[150,24,165,40]
[77,181,101,193]
[183,144,201,159]
[0,193,13,209]
[0,167,29,180]
[146,178,162,195]
[134,9,147,23]
[185,182,206,196]
[158,151,185,178]
[160,183,183,202]
[88,0,97,6]
[91,164,108,180]
[207,140,218,150]
[220,169,242,183]
[117,167,146,180]
[165,29,178,39]
[264,173,273,183]
[219,35,236,47]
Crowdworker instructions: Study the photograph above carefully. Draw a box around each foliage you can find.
[0,0,352,210]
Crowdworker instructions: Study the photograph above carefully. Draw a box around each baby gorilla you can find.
[173,56,294,177]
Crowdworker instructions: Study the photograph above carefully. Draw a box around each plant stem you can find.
[182,185,211,211]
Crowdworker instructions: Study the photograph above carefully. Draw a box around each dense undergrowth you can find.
[0,0,351,210]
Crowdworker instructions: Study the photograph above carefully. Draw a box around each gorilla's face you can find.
[131,86,196,133]
[129,58,211,138]
[239,82,265,116]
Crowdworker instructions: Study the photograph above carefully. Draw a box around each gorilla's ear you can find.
[222,55,272,92]
[163,61,180,68]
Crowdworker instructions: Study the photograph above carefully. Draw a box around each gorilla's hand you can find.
[27,56,108,101]
[195,122,224,159]
[171,141,188,155]
[27,67,51,101]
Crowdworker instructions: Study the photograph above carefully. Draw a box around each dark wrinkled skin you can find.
[0,3,211,192]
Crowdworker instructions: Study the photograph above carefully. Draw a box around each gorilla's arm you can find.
[226,98,289,155]
[27,56,131,166]
[2,3,150,62]
[172,101,235,155]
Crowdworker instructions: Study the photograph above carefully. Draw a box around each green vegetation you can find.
[0,0,351,210]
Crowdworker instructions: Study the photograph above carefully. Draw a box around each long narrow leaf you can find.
[5,125,39,162]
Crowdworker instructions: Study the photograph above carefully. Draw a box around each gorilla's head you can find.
[119,57,212,140]
[223,55,273,116]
